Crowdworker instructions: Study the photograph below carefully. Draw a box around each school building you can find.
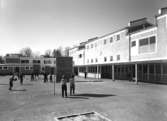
[69,7,167,84]
[0,54,56,75]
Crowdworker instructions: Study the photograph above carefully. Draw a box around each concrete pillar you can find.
[112,64,115,81]
[97,65,99,79]
[78,66,79,76]
[160,63,163,81]
[141,64,143,81]
[154,64,156,81]
[135,63,138,84]
[147,64,149,81]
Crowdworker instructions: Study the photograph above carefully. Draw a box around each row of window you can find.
[0,66,33,70]
[78,66,97,73]
[21,60,56,64]
[87,34,121,50]
[0,66,8,70]
[87,55,120,63]
[131,36,156,47]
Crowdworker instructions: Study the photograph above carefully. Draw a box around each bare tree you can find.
[20,47,33,57]
[52,49,62,57]
[64,47,70,56]
[0,56,4,64]
[33,51,40,58]
[44,49,52,58]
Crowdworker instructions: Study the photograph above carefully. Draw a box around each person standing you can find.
[84,71,87,79]
[61,75,67,98]
[9,74,15,90]
[20,73,24,85]
[70,75,75,96]
[31,73,34,81]
[50,74,53,82]
[44,73,48,83]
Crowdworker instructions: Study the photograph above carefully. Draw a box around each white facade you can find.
[70,8,167,66]
[69,8,167,82]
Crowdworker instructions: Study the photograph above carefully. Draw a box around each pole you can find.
[97,65,99,79]
[112,64,115,81]
[54,75,56,96]
[54,65,56,96]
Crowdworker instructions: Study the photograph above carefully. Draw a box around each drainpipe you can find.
[128,29,131,62]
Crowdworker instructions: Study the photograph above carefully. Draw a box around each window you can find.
[117,55,120,60]
[95,43,97,47]
[91,44,93,48]
[117,35,120,41]
[88,66,97,73]
[91,59,93,63]
[131,41,136,47]
[87,59,89,63]
[25,66,29,70]
[79,54,82,58]
[139,38,148,46]
[79,67,86,72]
[87,45,89,49]
[33,60,40,64]
[110,56,113,61]
[150,36,156,44]
[44,60,51,64]
[104,57,107,62]
[21,60,29,63]
[30,67,33,70]
[95,58,98,62]
[104,39,107,44]
[110,37,113,43]
[0,67,2,70]
[3,66,8,70]
[139,36,156,54]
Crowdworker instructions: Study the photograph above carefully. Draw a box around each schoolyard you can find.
[0,75,167,121]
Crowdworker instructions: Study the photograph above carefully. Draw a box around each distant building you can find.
[69,7,167,84]
[0,54,56,75]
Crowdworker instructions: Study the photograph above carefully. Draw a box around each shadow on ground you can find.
[67,96,89,99]
[74,93,116,98]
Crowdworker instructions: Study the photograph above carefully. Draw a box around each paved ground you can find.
[0,75,167,121]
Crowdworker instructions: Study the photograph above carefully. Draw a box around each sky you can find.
[0,0,167,56]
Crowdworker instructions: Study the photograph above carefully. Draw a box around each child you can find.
[70,75,75,95]
[9,75,15,90]
[61,75,67,97]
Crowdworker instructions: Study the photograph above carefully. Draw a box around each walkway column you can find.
[160,63,163,81]
[78,66,79,76]
[135,64,138,84]
[147,64,149,81]
[112,64,115,81]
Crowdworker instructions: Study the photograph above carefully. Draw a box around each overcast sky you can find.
[0,0,167,56]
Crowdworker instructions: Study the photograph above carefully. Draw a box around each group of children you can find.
[61,75,75,98]
[9,73,76,97]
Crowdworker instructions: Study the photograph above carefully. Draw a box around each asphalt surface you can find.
[0,75,167,121]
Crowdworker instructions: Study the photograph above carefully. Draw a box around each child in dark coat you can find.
[9,75,16,90]
[61,75,67,97]
[70,75,75,95]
